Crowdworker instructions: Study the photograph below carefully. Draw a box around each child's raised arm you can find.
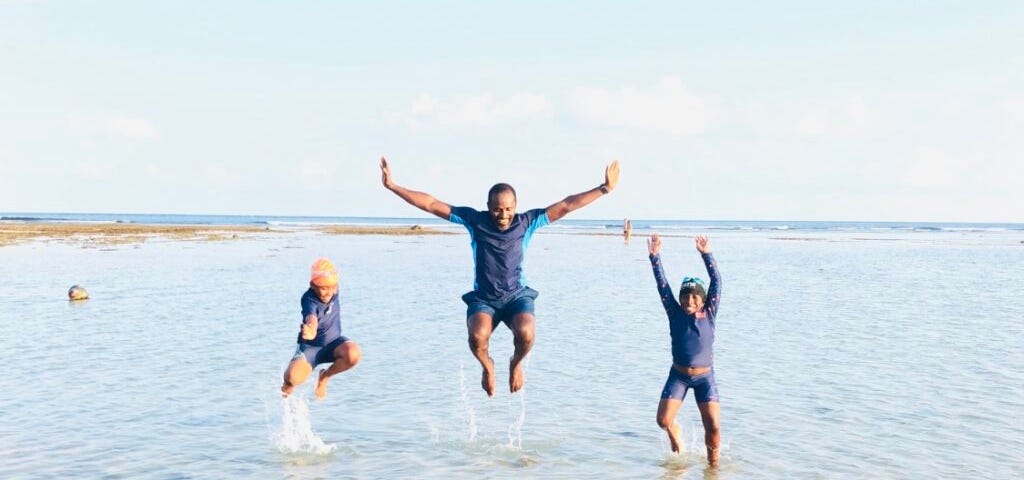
[695,235,722,315]
[648,233,679,312]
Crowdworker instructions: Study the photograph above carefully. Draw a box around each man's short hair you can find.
[487,183,517,203]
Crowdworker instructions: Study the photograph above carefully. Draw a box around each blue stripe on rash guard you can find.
[469,234,479,291]
[518,211,550,287]
[449,209,480,291]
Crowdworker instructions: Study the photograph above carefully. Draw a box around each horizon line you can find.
[1,211,1022,226]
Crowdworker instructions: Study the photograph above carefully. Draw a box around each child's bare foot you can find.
[668,423,683,453]
[707,447,719,466]
[509,356,525,393]
[481,357,496,397]
[315,370,330,400]
[281,382,295,397]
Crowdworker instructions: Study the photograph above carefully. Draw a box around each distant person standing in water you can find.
[647,233,722,465]
[624,218,632,244]
[380,156,620,396]
[281,257,362,400]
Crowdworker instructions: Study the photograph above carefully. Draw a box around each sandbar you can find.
[0,222,451,247]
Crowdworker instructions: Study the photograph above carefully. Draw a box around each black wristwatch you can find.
[599,184,609,194]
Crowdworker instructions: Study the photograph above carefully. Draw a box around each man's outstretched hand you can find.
[380,156,395,190]
[604,160,621,192]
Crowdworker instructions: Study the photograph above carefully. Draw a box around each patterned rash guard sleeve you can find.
[702,253,722,319]
[650,254,680,313]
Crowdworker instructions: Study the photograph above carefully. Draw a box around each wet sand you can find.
[0,222,451,247]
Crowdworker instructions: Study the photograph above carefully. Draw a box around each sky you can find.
[1,1,1022,222]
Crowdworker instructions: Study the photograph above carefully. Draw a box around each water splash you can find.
[458,362,478,442]
[506,354,530,449]
[659,452,689,476]
[658,419,731,472]
[274,394,337,455]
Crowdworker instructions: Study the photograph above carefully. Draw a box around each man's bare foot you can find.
[315,370,330,400]
[509,356,525,393]
[481,357,496,397]
[667,423,683,453]
[281,382,295,397]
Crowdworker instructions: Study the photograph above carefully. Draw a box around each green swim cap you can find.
[679,277,705,298]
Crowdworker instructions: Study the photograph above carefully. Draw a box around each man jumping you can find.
[380,156,620,396]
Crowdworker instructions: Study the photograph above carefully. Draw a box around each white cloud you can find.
[888,96,1023,201]
[104,115,159,140]
[903,136,1021,196]
[902,147,962,189]
[979,97,1024,191]
[144,161,177,182]
[410,95,440,116]
[794,96,875,137]
[382,92,552,128]
[1000,97,1024,134]
[0,143,12,165]
[907,96,1024,196]
[66,114,159,140]
[793,111,828,135]
[572,76,710,136]
[76,161,114,181]
[295,160,337,191]
[203,164,242,187]
[846,96,869,126]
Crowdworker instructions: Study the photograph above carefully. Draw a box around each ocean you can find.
[1,214,1021,479]
[3,211,1022,235]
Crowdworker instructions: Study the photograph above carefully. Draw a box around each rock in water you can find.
[68,285,90,301]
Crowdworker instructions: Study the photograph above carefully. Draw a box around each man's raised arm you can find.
[380,156,452,220]
[545,160,620,223]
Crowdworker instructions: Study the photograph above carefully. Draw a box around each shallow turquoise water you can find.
[1,229,1021,479]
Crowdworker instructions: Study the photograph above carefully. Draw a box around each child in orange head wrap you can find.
[281,257,361,400]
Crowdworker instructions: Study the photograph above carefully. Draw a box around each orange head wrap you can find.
[310,257,339,287]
